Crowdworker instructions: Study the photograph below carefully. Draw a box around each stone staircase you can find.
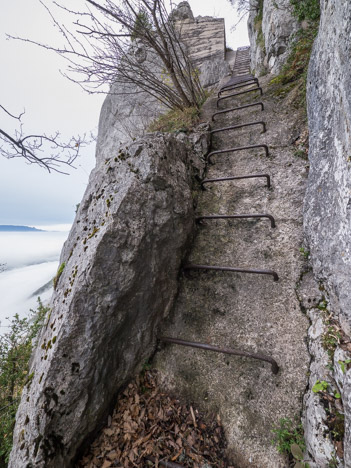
[155,48,310,467]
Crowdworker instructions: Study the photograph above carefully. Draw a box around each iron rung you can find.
[217,88,263,108]
[159,336,279,375]
[210,121,266,135]
[208,144,269,163]
[201,174,271,189]
[212,102,264,121]
[183,264,279,282]
[196,214,276,228]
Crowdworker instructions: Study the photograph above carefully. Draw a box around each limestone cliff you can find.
[247,0,298,75]
[304,1,351,466]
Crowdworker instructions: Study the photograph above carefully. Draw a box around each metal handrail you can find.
[208,144,269,163]
[183,264,279,281]
[210,121,266,135]
[201,174,271,189]
[217,88,263,108]
[159,337,279,375]
[196,214,276,228]
[212,102,264,121]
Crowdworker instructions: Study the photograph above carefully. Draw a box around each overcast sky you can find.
[0,0,248,227]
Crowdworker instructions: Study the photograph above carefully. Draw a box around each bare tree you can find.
[9,0,205,112]
[229,0,260,13]
[0,104,89,174]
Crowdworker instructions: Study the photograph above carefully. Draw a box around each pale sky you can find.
[0,0,248,226]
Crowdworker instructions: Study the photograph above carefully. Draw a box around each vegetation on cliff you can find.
[269,0,320,108]
[0,301,47,466]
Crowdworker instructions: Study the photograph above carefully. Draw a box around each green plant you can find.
[0,300,48,465]
[322,326,341,361]
[299,247,310,259]
[271,418,307,467]
[294,148,308,159]
[317,299,328,310]
[328,455,338,468]
[53,262,65,289]
[338,359,351,374]
[290,0,320,22]
[312,380,329,393]
[131,8,152,41]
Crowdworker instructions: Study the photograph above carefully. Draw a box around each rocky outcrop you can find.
[96,2,228,148]
[248,0,299,75]
[304,0,351,465]
[9,128,209,467]
[177,14,230,87]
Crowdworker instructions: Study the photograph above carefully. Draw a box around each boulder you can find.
[9,128,208,467]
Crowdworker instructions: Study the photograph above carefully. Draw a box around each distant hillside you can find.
[0,225,44,232]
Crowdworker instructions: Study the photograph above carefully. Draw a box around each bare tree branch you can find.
[0,105,90,174]
[9,0,205,111]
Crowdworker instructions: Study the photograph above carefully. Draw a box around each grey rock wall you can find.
[304,0,351,465]
[9,129,208,468]
[304,0,351,335]
[248,0,298,75]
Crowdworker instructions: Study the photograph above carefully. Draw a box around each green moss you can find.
[25,372,35,387]
[53,262,66,290]
[290,0,320,22]
[88,227,100,239]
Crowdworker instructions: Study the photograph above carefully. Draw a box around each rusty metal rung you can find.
[212,102,264,121]
[159,336,279,375]
[234,63,250,68]
[201,174,271,189]
[218,81,258,97]
[220,75,255,90]
[208,144,269,164]
[183,264,279,282]
[211,121,266,136]
[196,214,276,228]
[217,88,263,108]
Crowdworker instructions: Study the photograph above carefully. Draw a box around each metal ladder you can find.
[160,47,279,376]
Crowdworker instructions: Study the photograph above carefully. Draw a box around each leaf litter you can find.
[76,369,228,468]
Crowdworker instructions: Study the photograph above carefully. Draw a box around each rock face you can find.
[248,0,298,75]
[178,15,229,87]
[304,0,351,335]
[304,1,351,465]
[96,2,228,148]
[9,129,208,467]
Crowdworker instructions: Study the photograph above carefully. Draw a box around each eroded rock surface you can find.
[304,1,351,465]
[9,129,208,468]
[248,0,298,75]
[304,0,351,335]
